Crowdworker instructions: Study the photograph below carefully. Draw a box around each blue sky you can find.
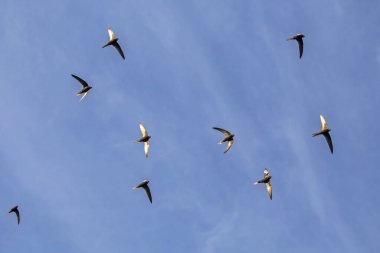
[0,0,379,252]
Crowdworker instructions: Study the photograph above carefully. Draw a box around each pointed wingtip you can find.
[254,182,258,185]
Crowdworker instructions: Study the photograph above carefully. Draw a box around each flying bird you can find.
[213,127,235,153]
[133,179,152,203]
[9,205,20,225]
[312,114,333,154]
[71,74,92,101]
[134,123,151,158]
[287,33,305,59]
[254,168,272,200]
[102,28,125,60]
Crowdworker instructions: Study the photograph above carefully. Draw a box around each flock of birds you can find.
[6,30,334,225]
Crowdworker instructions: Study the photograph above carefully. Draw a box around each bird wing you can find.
[320,114,328,130]
[139,123,148,137]
[9,207,20,224]
[144,141,150,158]
[323,132,334,154]
[213,127,231,137]
[15,209,20,224]
[224,140,234,153]
[266,182,272,200]
[297,38,304,58]
[255,177,264,184]
[71,74,89,87]
[108,28,116,40]
[79,92,88,102]
[142,184,153,203]
[112,42,125,60]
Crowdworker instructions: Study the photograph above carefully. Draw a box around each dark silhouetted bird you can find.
[134,123,151,158]
[9,205,20,225]
[312,114,333,154]
[254,168,272,200]
[102,28,125,60]
[133,179,152,203]
[287,33,305,59]
[213,127,234,153]
[71,74,92,101]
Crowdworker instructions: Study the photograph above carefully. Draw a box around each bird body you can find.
[312,114,333,154]
[103,28,125,60]
[133,179,153,203]
[254,169,272,200]
[287,33,305,58]
[312,128,331,137]
[76,86,92,95]
[134,123,151,157]
[218,134,235,144]
[255,175,271,184]
[102,38,119,48]
[9,205,20,225]
[71,74,92,101]
[134,135,151,143]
